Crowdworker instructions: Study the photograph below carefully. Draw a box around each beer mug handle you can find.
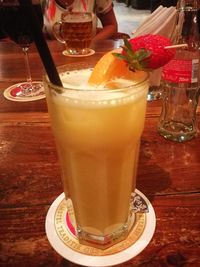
[52,21,65,44]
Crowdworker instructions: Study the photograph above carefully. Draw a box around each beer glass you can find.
[53,11,94,56]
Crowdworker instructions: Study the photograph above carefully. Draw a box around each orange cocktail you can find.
[44,51,149,248]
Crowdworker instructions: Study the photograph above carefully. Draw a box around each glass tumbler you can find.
[44,62,149,249]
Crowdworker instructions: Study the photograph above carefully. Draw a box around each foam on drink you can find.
[57,69,148,107]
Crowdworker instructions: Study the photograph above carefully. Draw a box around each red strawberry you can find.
[114,34,176,71]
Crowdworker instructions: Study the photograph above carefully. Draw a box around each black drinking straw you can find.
[18,0,62,87]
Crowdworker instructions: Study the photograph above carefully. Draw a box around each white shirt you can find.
[41,0,113,38]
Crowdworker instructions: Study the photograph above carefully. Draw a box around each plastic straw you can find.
[18,0,62,87]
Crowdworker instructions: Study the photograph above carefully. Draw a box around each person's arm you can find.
[93,7,118,42]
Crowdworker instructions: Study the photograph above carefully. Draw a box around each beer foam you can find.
[61,69,93,89]
[53,69,147,108]
[63,13,92,23]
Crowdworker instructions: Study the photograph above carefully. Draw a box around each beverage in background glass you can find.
[53,12,93,55]
[0,0,45,101]
[44,62,149,249]
[0,3,43,46]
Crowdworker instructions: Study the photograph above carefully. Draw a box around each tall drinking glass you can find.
[0,0,45,101]
[44,62,149,249]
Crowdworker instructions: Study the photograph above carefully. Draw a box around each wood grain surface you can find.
[0,40,199,267]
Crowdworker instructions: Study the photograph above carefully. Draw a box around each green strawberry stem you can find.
[113,39,153,72]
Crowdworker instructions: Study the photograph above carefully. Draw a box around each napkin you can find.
[132,6,178,87]
[132,5,177,39]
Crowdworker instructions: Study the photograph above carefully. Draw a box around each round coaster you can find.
[3,81,45,102]
[62,48,95,57]
[45,189,156,267]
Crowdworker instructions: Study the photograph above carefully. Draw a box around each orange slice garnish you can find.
[88,49,146,87]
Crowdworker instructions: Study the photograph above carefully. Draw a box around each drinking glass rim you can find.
[61,11,93,19]
[43,63,149,95]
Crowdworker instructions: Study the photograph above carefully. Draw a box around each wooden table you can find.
[0,40,200,267]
